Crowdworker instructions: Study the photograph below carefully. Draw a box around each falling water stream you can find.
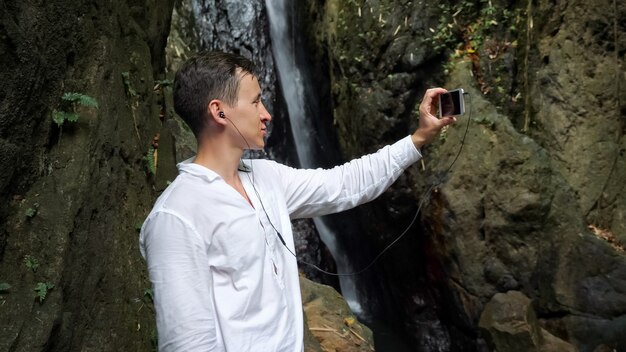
[264,0,364,315]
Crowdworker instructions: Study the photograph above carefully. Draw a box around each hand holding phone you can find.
[411,88,457,148]
[438,88,465,118]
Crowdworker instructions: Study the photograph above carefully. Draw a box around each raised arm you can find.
[278,135,421,219]
[279,88,454,219]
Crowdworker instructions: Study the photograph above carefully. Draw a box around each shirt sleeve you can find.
[277,135,422,219]
[140,211,218,351]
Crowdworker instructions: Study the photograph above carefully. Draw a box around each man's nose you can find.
[260,102,272,122]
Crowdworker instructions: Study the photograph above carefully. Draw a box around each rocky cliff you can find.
[0,0,175,349]
[308,0,626,350]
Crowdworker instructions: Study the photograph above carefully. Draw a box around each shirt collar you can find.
[176,157,252,182]
[176,157,221,182]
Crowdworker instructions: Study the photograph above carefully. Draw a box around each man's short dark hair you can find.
[173,51,257,138]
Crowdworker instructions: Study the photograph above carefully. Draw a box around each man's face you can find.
[224,72,271,150]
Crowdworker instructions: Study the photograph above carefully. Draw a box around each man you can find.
[140,51,455,351]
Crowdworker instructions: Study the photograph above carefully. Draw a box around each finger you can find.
[421,88,448,115]
[421,88,446,105]
[440,116,456,126]
[425,87,448,97]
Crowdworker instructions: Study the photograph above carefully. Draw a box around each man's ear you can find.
[208,100,227,125]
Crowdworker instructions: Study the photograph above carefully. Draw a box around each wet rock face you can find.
[529,0,626,242]
[408,62,626,351]
[0,1,69,233]
[307,0,476,349]
[304,0,626,350]
[0,139,18,204]
[0,0,175,350]
[315,0,442,159]
[479,291,576,352]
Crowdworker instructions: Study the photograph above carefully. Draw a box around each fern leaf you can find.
[65,112,80,122]
[61,92,81,102]
[52,110,73,126]
[35,282,47,302]
[145,146,156,175]
[77,94,99,108]
[52,110,79,125]
[62,92,99,108]
[24,255,40,272]
[34,282,54,303]
[52,110,64,126]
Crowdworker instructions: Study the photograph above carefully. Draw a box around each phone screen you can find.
[439,89,464,117]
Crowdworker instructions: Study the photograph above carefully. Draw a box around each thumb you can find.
[439,116,457,127]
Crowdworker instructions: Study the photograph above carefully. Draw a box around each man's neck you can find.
[193,137,243,184]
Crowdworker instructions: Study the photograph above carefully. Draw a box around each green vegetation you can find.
[52,92,99,127]
[24,255,40,273]
[424,0,524,106]
[34,282,54,303]
[145,145,157,175]
[122,71,138,97]
[25,208,36,217]
[150,329,158,351]
[154,79,173,90]
[25,203,39,218]
[0,282,11,292]
[425,0,522,62]
[143,288,154,303]
[473,115,496,128]
[52,110,80,126]
[60,92,99,108]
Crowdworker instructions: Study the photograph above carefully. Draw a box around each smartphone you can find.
[438,88,465,118]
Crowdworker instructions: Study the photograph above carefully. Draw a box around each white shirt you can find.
[139,136,421,351]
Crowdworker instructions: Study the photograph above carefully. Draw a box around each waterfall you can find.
[264,0,363,315]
